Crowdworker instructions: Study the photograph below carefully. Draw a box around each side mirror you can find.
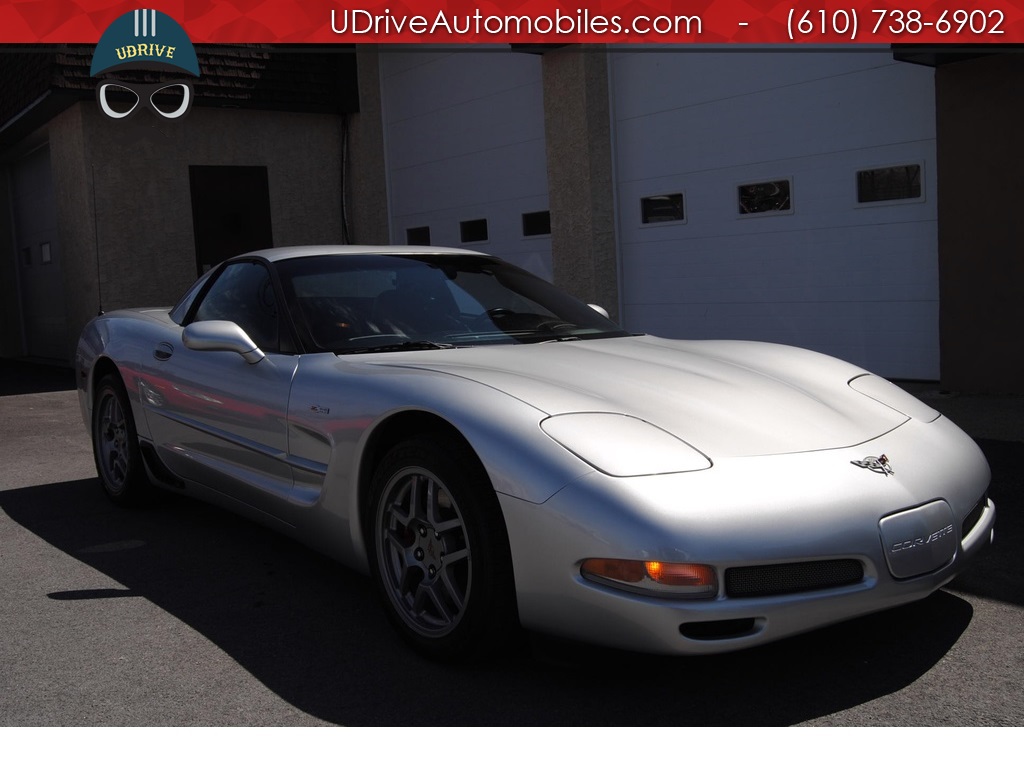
[588,304,610,319]
[182,320,265,364]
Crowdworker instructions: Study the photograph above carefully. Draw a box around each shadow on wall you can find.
[0,359,74,396]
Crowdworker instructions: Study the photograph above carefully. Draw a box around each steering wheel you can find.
[468,307,516,331]
[536,319,577,334]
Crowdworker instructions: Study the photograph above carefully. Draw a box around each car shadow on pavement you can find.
[4,467,1007,727]
[941,439,1024,609]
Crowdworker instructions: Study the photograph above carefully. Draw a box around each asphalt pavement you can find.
[0,360,1021,726]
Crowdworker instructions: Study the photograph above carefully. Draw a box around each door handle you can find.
[153,342,174,361]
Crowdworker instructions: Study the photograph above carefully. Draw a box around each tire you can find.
[92,373,150,506]
[367,435,517,660]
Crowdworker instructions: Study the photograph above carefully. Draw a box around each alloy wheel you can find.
[376,467,472,637]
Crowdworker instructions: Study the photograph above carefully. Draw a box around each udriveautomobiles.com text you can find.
[330,8,704,37]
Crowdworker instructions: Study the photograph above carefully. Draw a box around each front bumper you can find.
[501,416,994,654]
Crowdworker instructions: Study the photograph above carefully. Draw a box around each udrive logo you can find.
[90,9,201,122]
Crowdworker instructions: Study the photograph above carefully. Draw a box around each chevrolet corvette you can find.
[76,246,995,658]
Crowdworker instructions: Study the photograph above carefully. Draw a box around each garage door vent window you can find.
[522,210,551,237]
[857,164,922,203]
[460,218,488,243]
[406,226,430,245]
[738,179,791,215]
[641,194,685,224]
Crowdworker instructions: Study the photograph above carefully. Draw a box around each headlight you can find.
[848,374,940,423]
[581,558,718,599]
[541,412,711,476]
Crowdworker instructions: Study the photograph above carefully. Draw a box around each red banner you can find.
[1,0,1023,43]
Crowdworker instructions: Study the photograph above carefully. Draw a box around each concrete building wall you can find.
[936,53,1024,393]
[610,50,940,380]
[38,102,346,362]
[50,106,95,366]
[380,48,552,278]
[346,45,390,245]
[541,46,619,318]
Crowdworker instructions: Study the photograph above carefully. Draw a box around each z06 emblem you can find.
[851,454,894,475]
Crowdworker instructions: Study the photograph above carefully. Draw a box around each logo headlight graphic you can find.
[97,80,193,120]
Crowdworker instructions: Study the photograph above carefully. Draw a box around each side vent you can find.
[139,441,184,489]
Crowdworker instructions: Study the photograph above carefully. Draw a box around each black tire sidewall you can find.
[92,373,147,506]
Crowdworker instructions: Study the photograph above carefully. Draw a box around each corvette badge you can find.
[851,454,894,475]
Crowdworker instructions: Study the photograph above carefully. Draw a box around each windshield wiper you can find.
[337,340,457,355]
[514,333,582,344]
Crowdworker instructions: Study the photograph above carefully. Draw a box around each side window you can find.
[192,262,280,352]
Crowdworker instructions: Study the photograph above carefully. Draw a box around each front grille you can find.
[960,496,987,541]
[725,559,864,598]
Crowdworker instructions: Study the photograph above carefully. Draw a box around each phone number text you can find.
[786,8,1006,41]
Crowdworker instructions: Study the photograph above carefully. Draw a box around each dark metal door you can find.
[13,145,66,360]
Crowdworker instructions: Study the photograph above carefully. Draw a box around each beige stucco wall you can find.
[346,45,390,245]
[41,102,348,362]
[541,46,619,319]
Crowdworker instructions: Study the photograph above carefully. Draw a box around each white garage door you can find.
[611,49,939,380]
[380,49,553,280]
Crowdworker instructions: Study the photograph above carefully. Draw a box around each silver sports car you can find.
[76,246,995,658]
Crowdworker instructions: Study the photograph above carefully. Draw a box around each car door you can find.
[141,260,299,516]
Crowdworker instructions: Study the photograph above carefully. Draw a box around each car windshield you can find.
[275,253,630,353]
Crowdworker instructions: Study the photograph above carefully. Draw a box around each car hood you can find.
[378,335,911,459]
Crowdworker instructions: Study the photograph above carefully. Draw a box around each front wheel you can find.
[367,435,516,660]
[92,373,150,506]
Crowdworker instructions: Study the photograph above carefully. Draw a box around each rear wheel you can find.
[368,435,516,660]
[92,373,150,506]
